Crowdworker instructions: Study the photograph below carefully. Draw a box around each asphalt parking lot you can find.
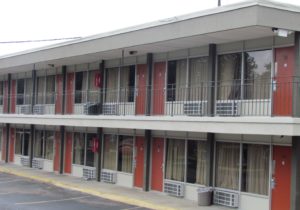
[0,172,150,210]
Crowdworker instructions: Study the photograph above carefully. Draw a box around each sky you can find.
[0,0,300,56]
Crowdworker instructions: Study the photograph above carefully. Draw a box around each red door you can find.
[152,62,166,115]
[273,47,294,116]
[136,64,147,115]
[1,128,6,161]
[134,137,144,188]
[55,74,63,114]
[3,81,8,113]
[10,80,16,114]
[64,132,72,174]
[151,137,164,191]
[66,73,74,114]
[53,132,60,172]
[272,146,291,210]
[9,128,15,162]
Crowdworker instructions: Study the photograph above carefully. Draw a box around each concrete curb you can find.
[0,167,177,210]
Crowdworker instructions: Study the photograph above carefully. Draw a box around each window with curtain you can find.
[167,60,187,101]
[15,131,22,155]
[105,68,119,103]
[46,75,55,104]
[17,79,25,105]
[34,130,44,158]
[120,66,135,103]
[103,134,117,170]
[44,131,54,160]
[242,144,270,195]
[165,139,185,182]
[86,133,97,167]
[15,130,30,156]
[36,77,46,104]
[187,140,207,185]
[244,50,272,100]
[215,142,240,190]
[75,71,87,104]
[118,135,133,173]
[0,130,2,151]
[217,53,242,100]
[88,70,100,103]
[189,57,209,101]
[25,78,33,104]
[0,81,4,105]
[73,133,85,165]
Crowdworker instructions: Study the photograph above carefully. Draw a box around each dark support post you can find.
[5,124,10,163]
[146,53,153,116]
[7,74,11,114]
[207,44,216,116]
[206,133,214,186]
[29,125,34,168]
[59,126,65,174]
[98,61,105,115]
[31,69,36,114]
[143,130,151,191]
[96,128,103,182]
[62,66,67,115]
[293,32,300,117]
[291,136,300,210]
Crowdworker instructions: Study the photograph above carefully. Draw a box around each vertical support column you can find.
[143,129,151,191]
[96,128,103,182]
[291,136,300,210]
[5,124,10,163]
[98,61,105,115]
[29,125,34,168]
[206,133,215,186]
[207,44,217,116]
[59,126,65,174]
[62,66,67,115]
[293,32,300,117]
[31,69,36,114]
[145,53,153,116]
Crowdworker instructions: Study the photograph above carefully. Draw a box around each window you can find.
[73,133,85,165]
[165,139,185,182]
[0,130,2,151]
[36,77,46,104]
[105,68,118,103]
[217,53,242,100]
[187,140,207,185]
[17,78,32,105]
[242,144,270,195]
[86,133,97,167]
[46,75,55,104]
[215,142,240,190]
[244,50,272,99]
[75,72,87,104]
[103,134,117,170]
[34,130,43,158]
[120,66,135,102]
[34,130,54,160]
[118,135,133,173]
[15,129,30,156]
[167,60,187,101]
[0,81,4,105]
[88,70,100,103]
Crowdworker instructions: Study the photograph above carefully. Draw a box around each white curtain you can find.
[37,77,45,104]
[34,131,43,158]
[196,141,207,185]
[118,136,133,173]
[73,133,85,165]
[44,131,54,160]
[88,70,100,103]
[25,78,33,104]
[175,60,187,101]
[105,68,118,103]
[103,134,117,170]
[46,75,55,104]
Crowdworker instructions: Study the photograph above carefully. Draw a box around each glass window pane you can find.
[73,133,85,165]
[103,134,117,170]
[217,53,242,100]
[0,130,2,151]
[187,140,207,185]
[86,133,97,167]
[44,131,54,160]
[15,131,22,155]
[88,70,100,103]
[215,142,240,190]
[244,50,272,99]
[167,60,187,101]
[46,75,55,104]
[118,135,133,173]
[120,66,135,102]
[105,68,118,103]
[75,72,87,104]
[25,79,32,104]
[165,139,185,182]
[0,81,4,105]
[242,144,270,195]
[34,130,44,158]
[36,77,46,104]
[17,79,24,105]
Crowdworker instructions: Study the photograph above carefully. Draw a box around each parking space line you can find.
[0,192,13,195]
[15,195,91,205]
[121,207,143,210]
[0,179,23,184]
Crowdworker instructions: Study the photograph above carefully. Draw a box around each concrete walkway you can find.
[0,163,230,210]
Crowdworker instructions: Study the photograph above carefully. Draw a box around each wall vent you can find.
[214,190,239,208]
[164,180,184,197]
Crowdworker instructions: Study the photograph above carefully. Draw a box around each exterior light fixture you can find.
[272,27,293,37]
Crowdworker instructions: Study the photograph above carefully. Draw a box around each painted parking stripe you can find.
[0,179,23,184]
[15,195,91,205]
[0,192,13,195]
[122,207,144,210]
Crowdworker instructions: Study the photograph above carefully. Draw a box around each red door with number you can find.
[136,64,147,115]
[134,137,144,188]
[53,132,60,172]
[152,62,166,115]
[64,132,72,174]
[271,146,291,210]
[151,137,164,191]
[66,73,74,114]
[273,47,294,116]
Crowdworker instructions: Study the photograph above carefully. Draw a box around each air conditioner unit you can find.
[164,180,184,197]
[214,190,239,208]
[216,101,239,116]
[183,102,204,116]
[82,167,96,180]
[33,104,45,115]
[20,105,32,114]
[102,103,118,115]
[83,103,101,115]
[101,170,116,183]
[32,159,44,169]
[20,156,30,167]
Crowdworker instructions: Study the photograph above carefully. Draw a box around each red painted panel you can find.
[136,64,147,115]
[151,137,164,192]
[273,47,294,116]
[64,132,72,174]
[9,128,15,162]
[272,146,291,210]
[134,136,144,188]
[1,128,6,161]
[66,73,74,114]
[10,80,16,114]
[152,62,166,115]
[53,132,60,172]
[55,74,63,114]
[3,81,8,113]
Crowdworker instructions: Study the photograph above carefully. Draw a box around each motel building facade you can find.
[0,1,300,210]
